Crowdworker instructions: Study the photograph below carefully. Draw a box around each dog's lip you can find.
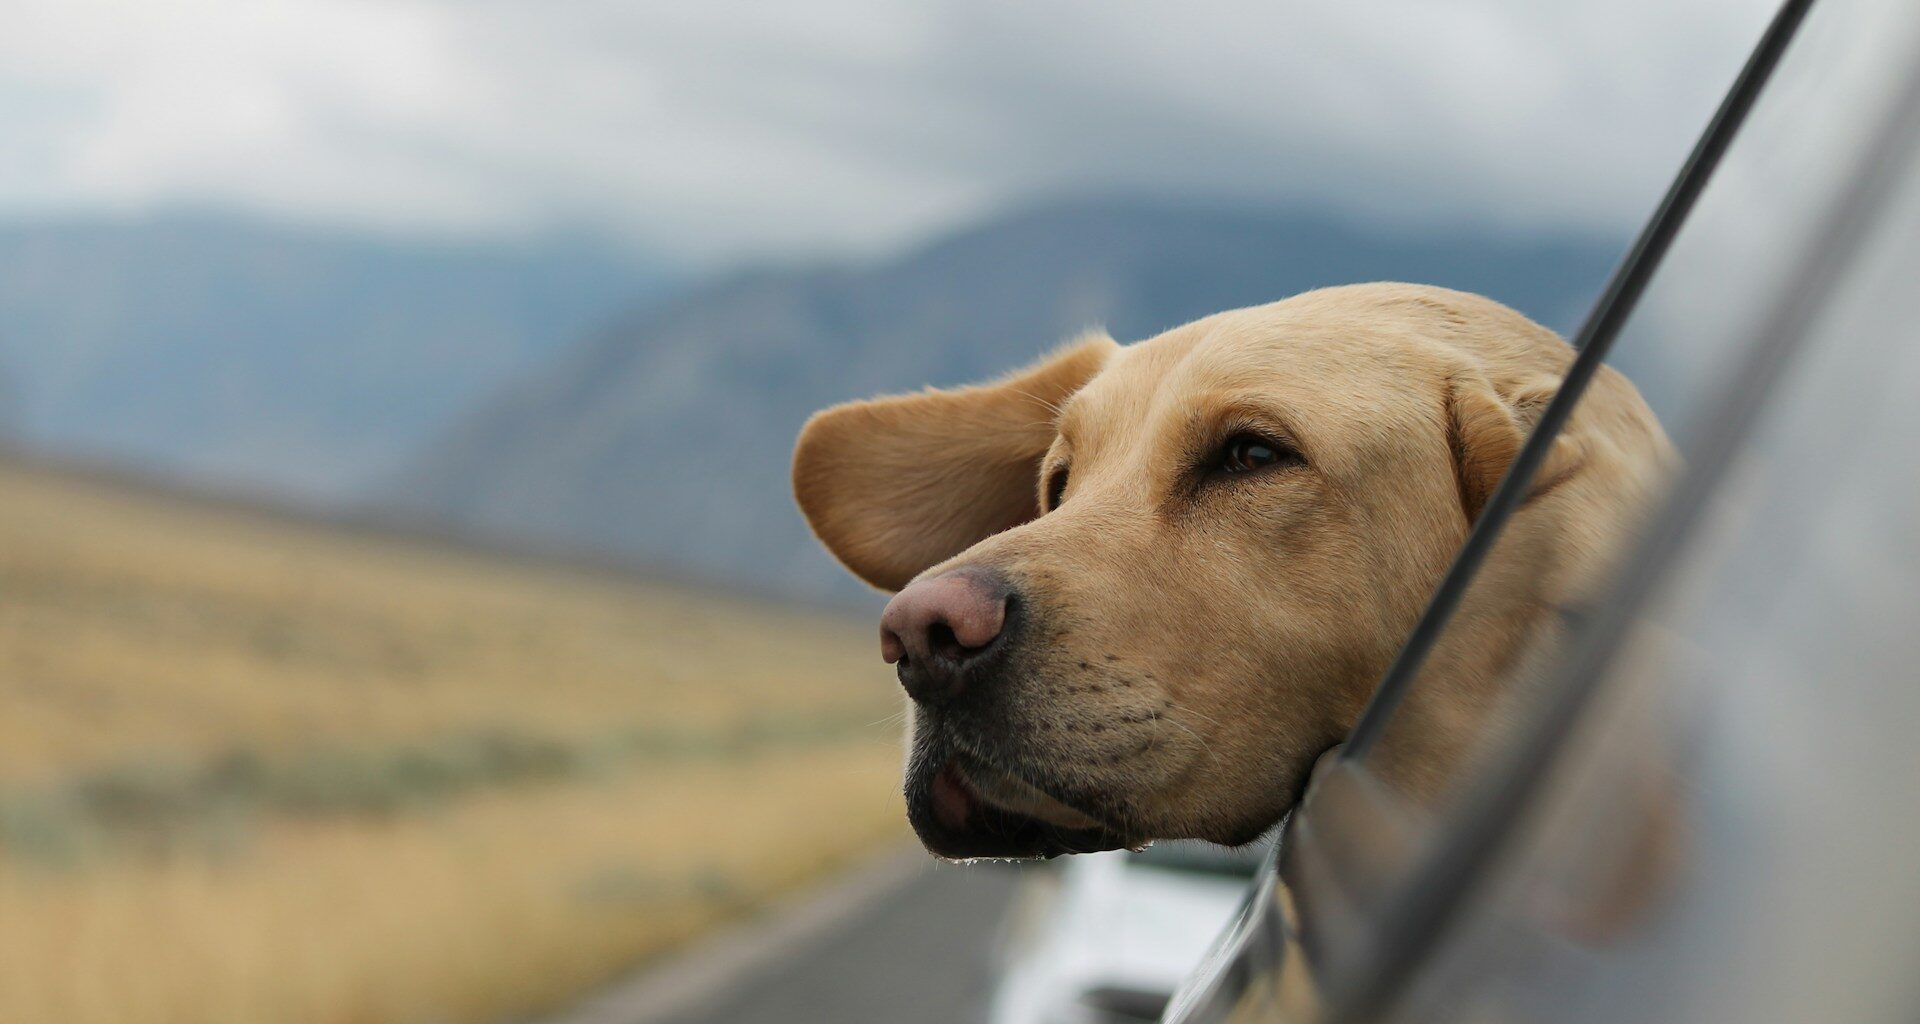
[951,755,1105,830]
[930,760,975,833]
[910,752,1133,860]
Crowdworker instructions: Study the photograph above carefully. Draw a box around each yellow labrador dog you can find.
[792,283,1670,859]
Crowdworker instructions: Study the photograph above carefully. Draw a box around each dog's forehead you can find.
[1062,303,1419,440]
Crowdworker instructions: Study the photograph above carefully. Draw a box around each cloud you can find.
[0,0,1777,261]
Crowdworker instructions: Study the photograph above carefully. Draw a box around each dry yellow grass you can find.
[0,459,909,1024]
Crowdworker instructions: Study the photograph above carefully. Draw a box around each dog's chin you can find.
[904,753,1133,860]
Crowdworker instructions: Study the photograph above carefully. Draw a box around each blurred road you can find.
[540,847,1033,1024]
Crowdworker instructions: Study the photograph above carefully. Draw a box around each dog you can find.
[792,283,1672,859]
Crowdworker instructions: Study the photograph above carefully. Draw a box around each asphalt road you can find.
[665,859,1030,1024]
[540,849,1037,1024]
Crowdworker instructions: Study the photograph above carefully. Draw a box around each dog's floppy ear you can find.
[1446,373,1580,524]
[793,332,1116,591]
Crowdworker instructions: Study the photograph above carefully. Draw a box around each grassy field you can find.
[0,460,907,1024]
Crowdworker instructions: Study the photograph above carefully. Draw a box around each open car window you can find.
[1335,0,1920,818]
[1351,12,1920,1020]
[1167,0,1920,1019]
[1342,0,1894,814]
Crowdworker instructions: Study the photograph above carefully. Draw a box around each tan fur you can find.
[794,332,1117,592]
[792,283,1672,844]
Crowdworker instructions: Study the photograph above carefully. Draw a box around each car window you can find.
[1167,1,1920,1019]
[1343,0,1895,815]
[1359,37,1920,1023]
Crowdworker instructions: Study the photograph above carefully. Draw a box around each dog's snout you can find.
[880,569,1013,705]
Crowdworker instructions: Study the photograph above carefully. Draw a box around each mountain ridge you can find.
[0,213,669,500]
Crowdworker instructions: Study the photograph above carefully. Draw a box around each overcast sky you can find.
[1,0,1777,264]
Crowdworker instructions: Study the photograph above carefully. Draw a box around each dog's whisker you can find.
[1006,386,1067,420]
[1157,713,1223,776]
[1169,703,1222,731]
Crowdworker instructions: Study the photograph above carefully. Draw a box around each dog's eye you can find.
[1216,434,1298,475]
[1045,466,1069,510]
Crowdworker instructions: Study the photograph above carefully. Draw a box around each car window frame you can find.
[1338,0,1818,763]
[1162,1,1830,1019]
[1318,0,1920,1019]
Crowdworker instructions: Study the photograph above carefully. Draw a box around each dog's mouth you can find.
[906,745,1133,860]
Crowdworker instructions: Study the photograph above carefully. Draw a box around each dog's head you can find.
[794,283,1655,859]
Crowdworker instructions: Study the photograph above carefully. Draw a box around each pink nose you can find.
[879,569,1012,704]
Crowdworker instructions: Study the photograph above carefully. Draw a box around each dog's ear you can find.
[1446,373,1580,524]
[793,332,1116,591]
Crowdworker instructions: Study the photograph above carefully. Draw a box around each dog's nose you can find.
[880,569,1012,705]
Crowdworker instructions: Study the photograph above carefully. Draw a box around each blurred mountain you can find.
[0,359,18,438]
[0,215,669,500]
[384,199,1624,604]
